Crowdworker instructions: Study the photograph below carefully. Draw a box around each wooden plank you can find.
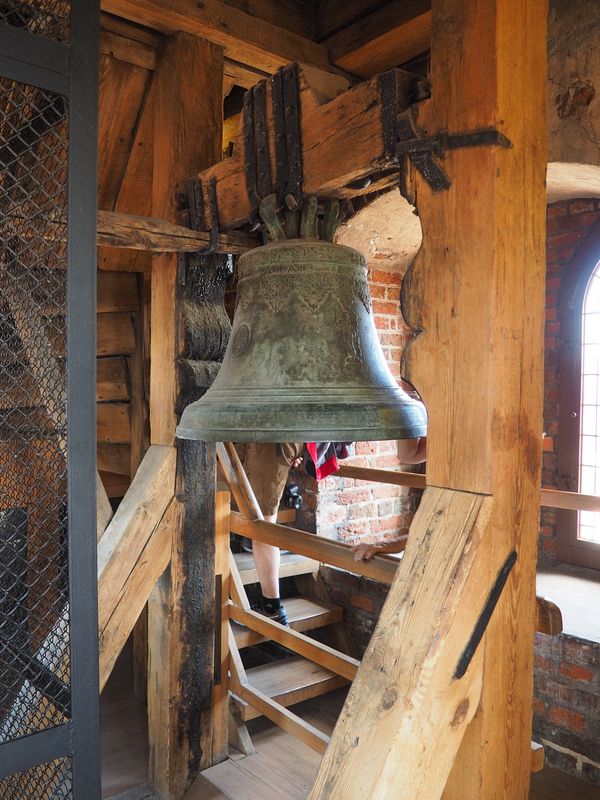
[98,271,140,313]
[536,597,563,636]
[97,444,176,632]
[97,312,136,356]
[234,683,330,754]
[530,742,544,774]
[233,656,347,728]
[97,471,114,541]
[100,471,131,499]
[217,442,262,519]
[223,59,267,90]
[316,0,389,39]
[99,499,175,689]
[98,53,152,211]
[399,0,548,796]
[326,0,432,78]
[97,356,130,401]
[98,442,131,475]
[540,487,600,512]
[97,402,131,444]
[229,551,251,611]
[147,32,224,798]
[232,595,343,649]
[231,512,400,584]
[100,0,339,76]
[213,489,231,763]
[336,464,426,489]
[100,28,157,70]
[310,487,495,800]
[235,551,319,585]
[97,209,258,254]
[229,604,358,680]
[191,66,418,230]
[340,465,600,512]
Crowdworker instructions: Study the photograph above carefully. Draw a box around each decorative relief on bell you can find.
[177,238,427,443]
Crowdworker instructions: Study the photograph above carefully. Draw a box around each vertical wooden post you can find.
[147,31,224,800]
[402,0,548,796]
[213,487,231,760]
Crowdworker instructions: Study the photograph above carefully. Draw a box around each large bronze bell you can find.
[176,239,427,442]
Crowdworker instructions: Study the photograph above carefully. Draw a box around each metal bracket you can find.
[243,78,271,230]
[272,63,303,212]
[397,106,512,192]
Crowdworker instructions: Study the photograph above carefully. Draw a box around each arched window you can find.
[557,230,600,568]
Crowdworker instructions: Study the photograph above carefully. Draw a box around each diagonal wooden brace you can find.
[309,486,511,800]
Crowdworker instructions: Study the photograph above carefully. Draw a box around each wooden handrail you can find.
[336,465,600,513]
[231,511,402,585]
[229,603,359,680]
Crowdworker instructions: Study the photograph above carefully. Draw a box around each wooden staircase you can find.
[227,525,352,747]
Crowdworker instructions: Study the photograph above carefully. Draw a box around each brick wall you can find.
[541,198,600,564]
[314,267,423,545]
[534,632,600,783]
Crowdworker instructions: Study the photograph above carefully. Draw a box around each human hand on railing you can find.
[352,543,380,562]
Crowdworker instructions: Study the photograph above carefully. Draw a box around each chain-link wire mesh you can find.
[0,756,72,799]
[0,0,70,42]
[0,75,71,768]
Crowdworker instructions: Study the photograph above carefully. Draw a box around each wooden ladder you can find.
[216,443,357,754]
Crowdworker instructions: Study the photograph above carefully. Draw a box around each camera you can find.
[282,483,302,510]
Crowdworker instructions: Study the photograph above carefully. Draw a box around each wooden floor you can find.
[102,649,600,800]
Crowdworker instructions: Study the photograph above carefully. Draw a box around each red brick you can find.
[336,489,372,505]
[535,655,554,672]
[337,520,372,539]
[549,705,586,732]
[350,502,377,520]
[559,663,594,683]
[370,515,403,534]
[385,286,400,301]
[371,269,401,285]
[569,199,597,214]
[374,315,392,331]
[374,454,400,468]
[547,203,569,217]
[355,441,378,455]
[373,300,398,315]
[370,284,386,299]
[532,697,546,717]
[320,505,347,524]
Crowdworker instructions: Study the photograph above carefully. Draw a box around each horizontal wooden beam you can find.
[326,0,432,79]
[97,209,258,254]
[192,66,424,230]
[100,0,339,77]
[336,465,600,513]
[229,603,359,680]
[535,596,563,636]
[230,511,401,584]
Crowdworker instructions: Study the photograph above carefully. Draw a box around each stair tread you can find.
[234,655,349,721]
[232,595,343,648]
[234,551,319,585]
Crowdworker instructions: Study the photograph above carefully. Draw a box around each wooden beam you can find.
[310,487,496,799]
[231,511,401,584]
[192,66,424,230]
[97,209,258,254]
[100,0,338,76]
[326,1,432,79]
[147,31,225,799]
[212,489,231,763]
[535,597,563,637]
[229,604,359,680]
[228,627,329,754]
[97,444,176,633]
[398,0,548,795]
[99,498,175,689]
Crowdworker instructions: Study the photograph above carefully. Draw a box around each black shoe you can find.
[260,601,288,626]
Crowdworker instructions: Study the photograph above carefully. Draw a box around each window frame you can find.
[557,223,600,569]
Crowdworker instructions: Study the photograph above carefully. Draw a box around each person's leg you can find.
[251,514,279,598]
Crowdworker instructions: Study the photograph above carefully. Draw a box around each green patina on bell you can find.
[176,239,427,443]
